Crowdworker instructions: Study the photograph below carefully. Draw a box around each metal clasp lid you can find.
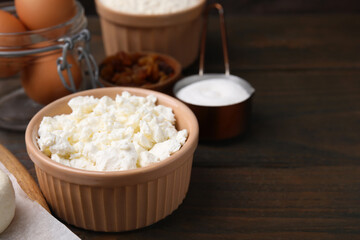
[57,29,100,91]
[0,29,100,92]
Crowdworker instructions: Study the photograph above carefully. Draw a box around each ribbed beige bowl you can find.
[95,0,206,68]
[25,87,199,232]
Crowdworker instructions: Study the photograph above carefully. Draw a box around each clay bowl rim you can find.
[99,51,182,91]
[95,0,206,19]
[25,87,199,179]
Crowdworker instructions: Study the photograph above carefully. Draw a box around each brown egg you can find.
[0,10,27,78]
[0,59,22,79]
[0,10,27,33]
[21,51,82,105]
[15,0,76,30]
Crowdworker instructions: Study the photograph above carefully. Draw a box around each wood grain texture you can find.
[69,167,360,239]
[0,15,360,239]
[197,15,360,72]
[0,144,50,212]
[193,70,360,168]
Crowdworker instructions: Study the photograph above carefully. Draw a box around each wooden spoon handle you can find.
[0,144,50,213]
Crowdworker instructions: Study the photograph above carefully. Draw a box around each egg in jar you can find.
[21,51,82,105]
[0,10,27,78]
[15,0,76,30]
[0,10,26,33]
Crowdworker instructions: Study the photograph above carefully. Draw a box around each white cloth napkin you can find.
[0,162,80,240]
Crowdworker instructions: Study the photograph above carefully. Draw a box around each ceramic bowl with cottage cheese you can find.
[25,87,199,232]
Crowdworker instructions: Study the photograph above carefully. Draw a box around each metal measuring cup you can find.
[173,3,255,140]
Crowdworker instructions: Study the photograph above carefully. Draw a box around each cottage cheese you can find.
[37,92,188,171]
[100,0,202,15]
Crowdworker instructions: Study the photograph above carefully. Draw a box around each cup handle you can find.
[198,3,230,76]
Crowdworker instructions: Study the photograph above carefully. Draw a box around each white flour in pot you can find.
[100,0,202,15]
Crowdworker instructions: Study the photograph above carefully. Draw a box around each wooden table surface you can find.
[1,15,360,239]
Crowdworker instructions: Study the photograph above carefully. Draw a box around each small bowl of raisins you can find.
[99,51,181,94]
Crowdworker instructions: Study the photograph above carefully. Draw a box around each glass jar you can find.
[0,1,98,131]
